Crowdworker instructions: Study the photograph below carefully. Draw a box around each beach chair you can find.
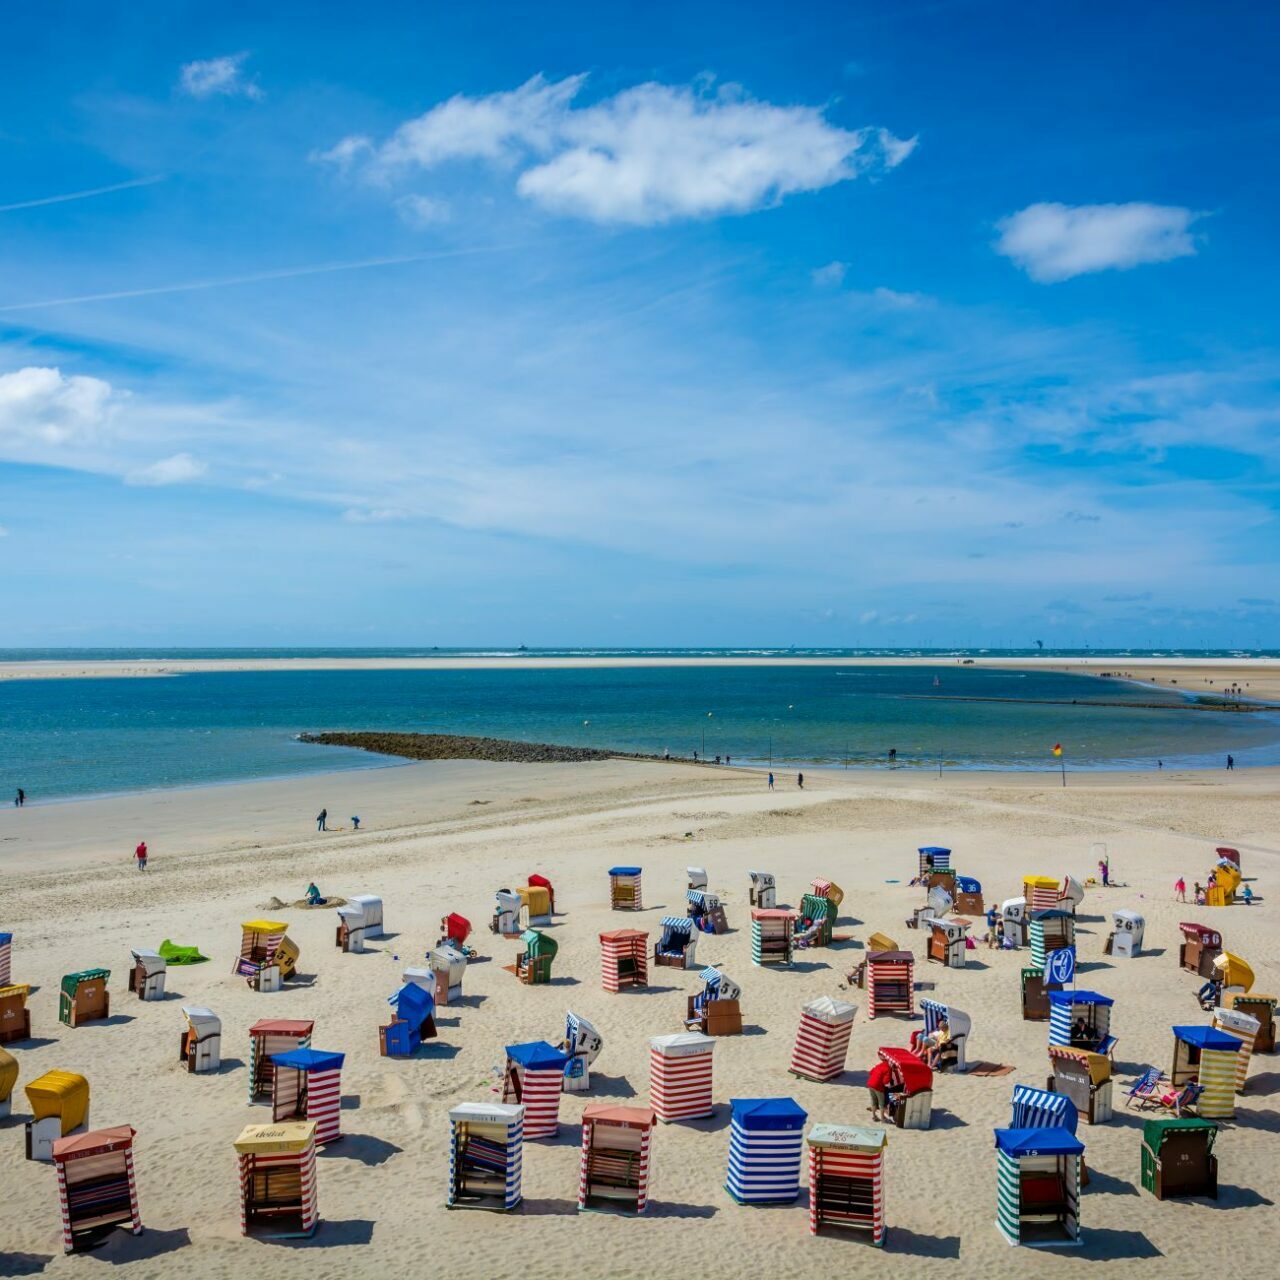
[1124,1067,1164,1108]
[1155,1081,1204,1117]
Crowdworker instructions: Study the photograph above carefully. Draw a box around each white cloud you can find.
[311,135,372,172]
[996,202,1201,283]
[338,74,915,225]
[394,194,450,228]
[0,525,8,537]
[812,261,848,287]
[125,453,207,486]
[0,366,118,445]
[341,507,408,523]
[179,53,262,101]
[377,74,583,171]
[872,286,928,308]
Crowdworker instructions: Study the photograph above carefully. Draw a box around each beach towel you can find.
[159,939,209,965]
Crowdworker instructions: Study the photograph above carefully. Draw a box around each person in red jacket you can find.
[135,841,148,872]
[867,1058,892,1123]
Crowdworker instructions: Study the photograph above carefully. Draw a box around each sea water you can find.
[2,653,1278,802]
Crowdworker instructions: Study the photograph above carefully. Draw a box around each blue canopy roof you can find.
[1048,989,1113,1007]
[955,876,981,893]
[918,846,951,856]
[730,1098,808,1129]
[0,932,11,945]
[271,1047,345,1072]
[1031,909,1073,922]
[609,866,642,876]
[660,915,693,932]
[390,982,434,1025]
[1173,1025,1242,1052]
[994,1127,1085,1157]
[506,1039,571,1071]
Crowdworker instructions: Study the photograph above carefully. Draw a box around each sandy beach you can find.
[2,654,1279,703]
[1,756,1277,1277]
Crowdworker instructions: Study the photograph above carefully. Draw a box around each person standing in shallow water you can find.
[316,808,328,832]
[14,788,24,807]
[1226,754,1234,770]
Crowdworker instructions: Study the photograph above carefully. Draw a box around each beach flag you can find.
[1052,744,1063,757]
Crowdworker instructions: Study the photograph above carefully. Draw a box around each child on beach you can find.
[135,840,147,871]
[1175,876,1187,902]
[351,815,361,830]
[1242,884,1254,905]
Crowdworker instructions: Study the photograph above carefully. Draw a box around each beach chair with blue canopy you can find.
[1048,990,1116,1058]
[561,1011,603,1093]
[609,867,643,911]
[687,889,728,934]
[687,967,743,1035]
[954,875,984,915]
[1011,1085,1077,1133]
[994,1127,1085,1248]
[654,917,698,969]
[725,1098,807,1205]
[380,982,436,1056]
[918,846,950,879]
[1169,1025,1239,1119]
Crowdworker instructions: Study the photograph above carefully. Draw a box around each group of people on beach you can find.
[316,808,360,831]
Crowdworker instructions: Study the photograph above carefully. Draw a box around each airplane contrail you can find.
[0,243,531,312]
[0,175,167,214]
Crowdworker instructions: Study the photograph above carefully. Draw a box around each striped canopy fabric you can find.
[1010,1084,1077,1132]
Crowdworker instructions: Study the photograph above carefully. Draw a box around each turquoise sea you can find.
[2,649,1279,802]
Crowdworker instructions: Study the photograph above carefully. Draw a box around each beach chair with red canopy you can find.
[878,1047,933,1129]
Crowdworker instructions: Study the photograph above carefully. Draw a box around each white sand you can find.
[1,758,1277,1276]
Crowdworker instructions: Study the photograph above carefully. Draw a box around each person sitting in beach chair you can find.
[1152,1081,1204,1117]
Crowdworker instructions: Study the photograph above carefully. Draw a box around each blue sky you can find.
[2,1,1278,647]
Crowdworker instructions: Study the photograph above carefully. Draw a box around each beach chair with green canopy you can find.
[1140,1117,1218,1200]
[797,893,834,947]
[507,929,557,984]
[59,969,110,1028]
[159,939,209,965]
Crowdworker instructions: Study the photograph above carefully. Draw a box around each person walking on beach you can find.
[866,1056,892,1123]
[1098,857,1110,887]
[14,788,24,807]
[1226,754,1235,771]
[797,772,805,790]
[351,815,360,831]
[135,840,148,872]
[316,808,328,832]
[767,772,774,790]
[1175,876,1187,902]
